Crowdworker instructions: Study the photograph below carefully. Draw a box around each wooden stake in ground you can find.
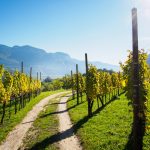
[71,70,75,99]
[40,72,41,81]
[21,61,24,73]
[36,72,39,95]
[132,8,143,150]
[29,67,32,101]
[21,61,24,108]
[85,53,92,117]
[30,67,32,82]
[76,64,79,104]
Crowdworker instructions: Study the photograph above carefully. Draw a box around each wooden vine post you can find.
[37,72,39,96]
[40,72,41,80]
[1,100,6,124]
[37,72,38,79]
[118,71,120,96]
[21,61,24,108]
[29,67,32,101]
[64,75,66,90]
[40,72,41,93]
[76,64,79,104]
[21,61,24,73]
[85,53,91,117]
[132,8,143,150]
[30,67,32,82]
[71,70,75,99]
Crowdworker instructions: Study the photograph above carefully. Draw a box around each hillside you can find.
[0,44,119,78]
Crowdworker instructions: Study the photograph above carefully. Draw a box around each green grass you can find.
[0,89,65,144]
[67,94,150,150]
[20,94,66,150]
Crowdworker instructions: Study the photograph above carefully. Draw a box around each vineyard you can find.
[66,49,150,150]
[64,8,150,149]
[0,65,41,124]
[0,7,150,150]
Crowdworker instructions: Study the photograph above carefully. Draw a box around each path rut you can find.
[0,92,68,150]
[58,95,82,150]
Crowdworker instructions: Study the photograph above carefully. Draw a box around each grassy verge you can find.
[67,94,150,150]
[20,94,64,150]
[0,89,65,143]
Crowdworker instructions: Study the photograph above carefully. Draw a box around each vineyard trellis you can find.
[68,57,123,117]
[0,63,41,124]
[68,7,150,150]
[0,7,149,150]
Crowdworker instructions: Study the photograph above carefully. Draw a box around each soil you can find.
[0,92,68,150]
[58,95,82,150]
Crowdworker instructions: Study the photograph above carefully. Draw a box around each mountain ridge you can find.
[0,44,119,78]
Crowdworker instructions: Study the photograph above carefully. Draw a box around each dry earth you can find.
[0,92,68,150]
[58,95,82,150]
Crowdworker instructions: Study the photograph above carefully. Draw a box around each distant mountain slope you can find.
[0,44,119,78]
[147,54,150,64]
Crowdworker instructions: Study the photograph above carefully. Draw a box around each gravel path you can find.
[0,92,68,150]
[58,95,82,150]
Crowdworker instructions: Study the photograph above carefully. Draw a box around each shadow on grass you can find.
[123,122,146,150]
[93,96,117,116]
[29,126,75,150]
[30,95,119,150]
[67,98,76,103]
[123,130,133,150]
[40,101,85,118]
[30,114,89,149]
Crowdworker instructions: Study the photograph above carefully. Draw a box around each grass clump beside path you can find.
[67,94,150,150]
[0,90,65,144]
[20,94,67,150]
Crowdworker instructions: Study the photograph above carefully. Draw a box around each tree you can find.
[86,65,99,117]
[120,49,149,149]
[62,75,72,89]
[52,79,63,90]
[1,70,13,123]
[44,76,52,82]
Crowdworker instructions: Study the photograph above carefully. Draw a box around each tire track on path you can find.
[0,91,69,150]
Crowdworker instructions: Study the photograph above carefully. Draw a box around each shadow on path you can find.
[29,126,75,150]
[30,95,118,150]
[50,102,67,105]
[22,120,34,124]
[40,101,85,118]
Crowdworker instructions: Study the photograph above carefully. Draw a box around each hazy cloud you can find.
[136,0,150,19]
[140,36,150,41]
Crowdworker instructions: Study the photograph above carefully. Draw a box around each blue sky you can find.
[0,0,150,65]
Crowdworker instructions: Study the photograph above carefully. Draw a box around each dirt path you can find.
[0,91,69,150]
[58,95,82,150]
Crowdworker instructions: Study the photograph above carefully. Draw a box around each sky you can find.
[0,0,150,65]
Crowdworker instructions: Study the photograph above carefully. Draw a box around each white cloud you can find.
[142,0,150,18]
[140,0,150,8]
[131,0,150,18]
[138,0,150,18]
[140,36,150,42]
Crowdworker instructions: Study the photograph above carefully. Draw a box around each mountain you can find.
[0,44,119,78]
